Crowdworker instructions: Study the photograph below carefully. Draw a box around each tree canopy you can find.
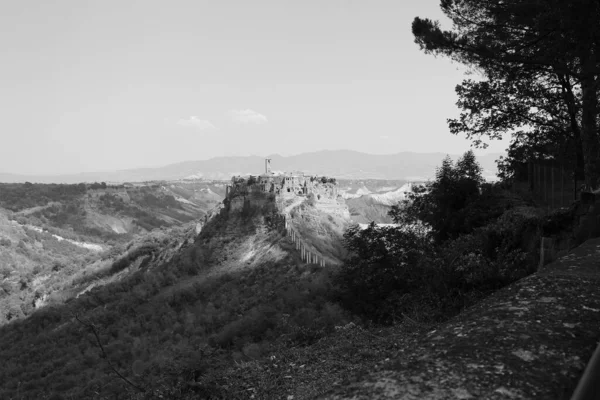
[335,150,533,324]
[413,0,600,188]
[390,150,487,242]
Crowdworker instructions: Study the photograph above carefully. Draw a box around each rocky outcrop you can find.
[283,215,327,267]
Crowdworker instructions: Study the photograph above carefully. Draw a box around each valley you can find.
[0,172,359,398]
[0,180,226,325]
[0,177,403,327]
[0,154,594,399]
[4,0,600,397]
[0,169,425,398]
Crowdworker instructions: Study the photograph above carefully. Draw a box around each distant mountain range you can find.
[0,150,504,184]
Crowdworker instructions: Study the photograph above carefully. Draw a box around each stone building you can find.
[225,159,338,201]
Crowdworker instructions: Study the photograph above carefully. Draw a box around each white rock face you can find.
[357,223,400,229]
[176,196,195,205]
[340,185,373,199]
[346,182,425,206]
[368,183,415,206]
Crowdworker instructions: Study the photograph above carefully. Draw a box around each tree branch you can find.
[75,314,146,394]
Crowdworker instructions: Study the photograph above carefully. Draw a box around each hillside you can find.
[0,181,227,325]
[339,180,418,224]
[0,184,355,399]
[345,196,396,224]
[0,150,503,183]
[0,181,225,241]
[0,177,409,327]
[1,172,595,399]
[321,238,600,399]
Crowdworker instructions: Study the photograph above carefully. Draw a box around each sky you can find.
[0,0,511,175]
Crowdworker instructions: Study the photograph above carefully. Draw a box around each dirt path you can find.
[14,201,61,216]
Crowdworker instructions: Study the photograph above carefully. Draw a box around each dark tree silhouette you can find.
[413,0,600,188]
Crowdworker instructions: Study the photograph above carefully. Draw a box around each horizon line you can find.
[0,148,505,178]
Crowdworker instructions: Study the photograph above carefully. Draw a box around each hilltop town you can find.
[226,158,337,199]
[221,158,350,219]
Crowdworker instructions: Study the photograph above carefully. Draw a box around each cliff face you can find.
[216,179,351,269]
[314,196,351,220]
[0,185,349,399]
[226,189,276,213]
[227,173,337,201]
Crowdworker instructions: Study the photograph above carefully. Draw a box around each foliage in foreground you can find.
[335,151,538,324]
[412,0,600,187]
[0,216,349,399]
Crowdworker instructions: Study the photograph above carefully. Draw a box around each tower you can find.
[265,158,272,174]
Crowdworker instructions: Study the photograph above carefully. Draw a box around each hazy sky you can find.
[0,0,510,175]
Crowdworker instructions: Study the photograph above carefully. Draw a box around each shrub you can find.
[335,183,538,324]
[334,223,436,323]
[0,266,12,279]
[390,150,489,243]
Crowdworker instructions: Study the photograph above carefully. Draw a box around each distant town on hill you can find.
[0,150,503,183]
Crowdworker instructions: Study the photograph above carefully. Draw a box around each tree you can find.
[336,150,491,323]
[390,150,486,242]
[456,149,484,185]
[451,77,584,180]
[413,0,600,188]
[334,222,435,323]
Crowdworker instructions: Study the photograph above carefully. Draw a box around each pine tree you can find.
[413,0,600,188]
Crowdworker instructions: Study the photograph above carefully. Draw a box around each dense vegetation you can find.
[0,181,221,327]
[334,151,539,324]
[0,182,204,243]
[0,182,87,212]
[0,224,100,324]
[0,202,351,399]
[97,191,194,232]
[0,154,584,398]
[412,0,600,188]
[3,1,599,396]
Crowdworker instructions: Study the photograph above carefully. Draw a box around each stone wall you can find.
[224,190,277,214]
[226,174,338,202]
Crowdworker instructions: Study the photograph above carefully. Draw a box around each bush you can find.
[0,266,12,279]
[334,223,436,323]
[334,157,539,324]
[334,219,534,324]
[390,150,489,243]
[440,222,532,292]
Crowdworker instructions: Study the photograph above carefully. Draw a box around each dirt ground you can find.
[322,237,600,399]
